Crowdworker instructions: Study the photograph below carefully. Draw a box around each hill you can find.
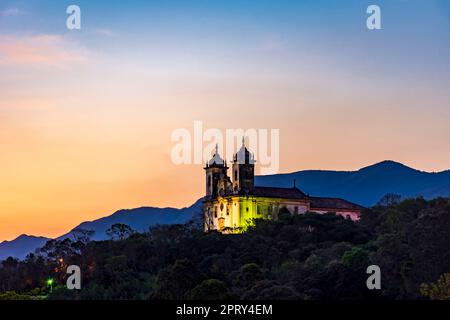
[256,161,450,207]
[0,235,50,261]
[2,160,450,260]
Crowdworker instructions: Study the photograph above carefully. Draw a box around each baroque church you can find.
[203,140,363,233]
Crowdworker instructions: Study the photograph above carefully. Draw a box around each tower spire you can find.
[242,136,245,147]
[215,143,219,155]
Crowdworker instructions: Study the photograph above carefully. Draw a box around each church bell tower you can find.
[232,138,255,194]
[204,145,228,199]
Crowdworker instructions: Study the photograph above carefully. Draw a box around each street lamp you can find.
[47,278,54,293]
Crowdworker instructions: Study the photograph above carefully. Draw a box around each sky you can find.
[0,0,450,241]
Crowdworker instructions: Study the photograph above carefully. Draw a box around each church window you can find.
[246,207,249,212]
[294,206,299,214]
[234,170,238,180]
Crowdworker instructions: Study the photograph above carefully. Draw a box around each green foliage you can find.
[377,193,402,207]
[153,259,205,299]
[0,291,45,300]
[241,280,301,300]
[342,247,370,270]
[187,279,235,300]
[277,206,292,223]
[420,273,450,300]
[106,223,136,240]
[0,197,448,300]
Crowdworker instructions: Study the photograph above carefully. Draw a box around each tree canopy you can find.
[0,197,449,300]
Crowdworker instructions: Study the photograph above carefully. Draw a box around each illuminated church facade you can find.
[203,141,363,233]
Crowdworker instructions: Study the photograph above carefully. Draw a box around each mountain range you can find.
[0,235,50,261]
[1,161,449,260]
[255,160,450,207]
[0,200,203,261]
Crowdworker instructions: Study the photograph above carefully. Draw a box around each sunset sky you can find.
[1,0,450,241]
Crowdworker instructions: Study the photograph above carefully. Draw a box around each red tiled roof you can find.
[309,197,364,211]
[252,186,307,199]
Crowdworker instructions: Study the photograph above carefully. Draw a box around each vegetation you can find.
[0,197,449,300]
[420,273,450,300]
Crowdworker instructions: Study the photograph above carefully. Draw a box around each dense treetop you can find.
[0,197,449,300]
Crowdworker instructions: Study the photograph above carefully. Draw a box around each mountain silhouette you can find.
[0,200,202,260]
[57,198,203,241]
[255,161,450,207]
[0,234,50,261]
[1,161,449,260]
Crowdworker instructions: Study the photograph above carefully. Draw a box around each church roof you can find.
[249,188,363,210]
[309,197,364,211]
[208,153,225,166]
[252,186,307,199]
[233,138,255,164]
[207,145,226,167]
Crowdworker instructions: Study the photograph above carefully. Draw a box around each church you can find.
[203,140,363,233]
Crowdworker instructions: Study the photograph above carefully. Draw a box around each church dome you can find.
[233,138,255,164]
[207,145,226,167]
[209,152,224,166]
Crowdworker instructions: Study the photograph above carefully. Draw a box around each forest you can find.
[0,197,449,300]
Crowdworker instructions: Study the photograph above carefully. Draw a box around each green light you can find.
[47,278,53,286]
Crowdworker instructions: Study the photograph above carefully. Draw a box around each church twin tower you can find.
[204,138,255,199]
[203,138,362,233]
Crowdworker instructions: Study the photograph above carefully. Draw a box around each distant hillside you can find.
[2,160,449,260]
[256,161,450,207]
[0,235,50,261]
[57,198,203,241]
[0,200,203,260]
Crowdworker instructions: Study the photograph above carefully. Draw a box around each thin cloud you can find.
[0,8,25,17]
[0,34,89,68]
[89,28,116,37]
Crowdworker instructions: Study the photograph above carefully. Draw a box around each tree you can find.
[341,247,370,271]
[39,238,77,260]
[0,197,448,301]
[242,280,300,300]
[233,263,265,292]
[106,224,136,240]
[187,279,235,300]
[277,206,292,223]
[154,259,204,299]
[71,228,95,244]
[377,193,402,206]
[420,273,450,300]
